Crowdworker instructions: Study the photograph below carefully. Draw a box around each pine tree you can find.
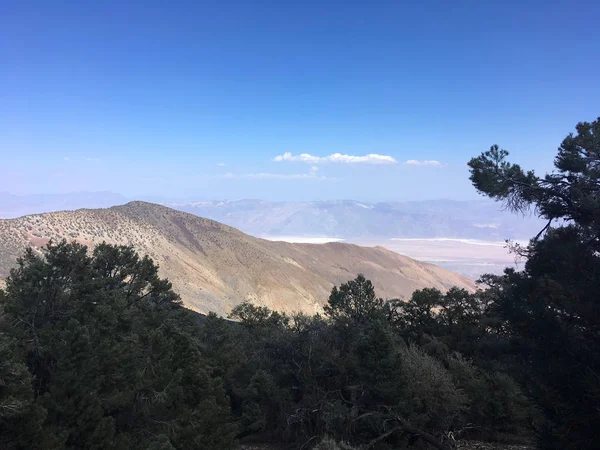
[467,117,600,449]
[0,241,237,449]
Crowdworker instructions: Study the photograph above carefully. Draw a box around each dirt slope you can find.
[0,202,476,315]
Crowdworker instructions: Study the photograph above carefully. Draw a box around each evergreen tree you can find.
[324,274,386,322]
[468,117,600,448]
[0,240,236,449]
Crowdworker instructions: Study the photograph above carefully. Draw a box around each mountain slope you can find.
[0,202,476,315]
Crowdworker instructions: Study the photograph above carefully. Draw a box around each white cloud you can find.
[64,157,70,161]
[217,162,227,167]
[85,157,101,162]
[404,159,442,166]
[274,152,397,164]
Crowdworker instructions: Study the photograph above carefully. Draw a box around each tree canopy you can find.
[467,117,600,449]
[0,241,236,450]
[0,245,534,449]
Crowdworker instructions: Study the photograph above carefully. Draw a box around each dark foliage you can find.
[0,241,236,450]
[1,247,532,449]
[202,280,534,449]
[467,117,600,449]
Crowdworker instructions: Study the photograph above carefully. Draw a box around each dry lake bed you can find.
[264,236,526,280]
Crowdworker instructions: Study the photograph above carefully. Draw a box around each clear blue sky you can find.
[2,0,599,201]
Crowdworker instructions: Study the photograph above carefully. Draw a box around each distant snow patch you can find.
[390,238,508,247]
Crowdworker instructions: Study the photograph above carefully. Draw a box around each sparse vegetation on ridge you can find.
[0,203,476,316]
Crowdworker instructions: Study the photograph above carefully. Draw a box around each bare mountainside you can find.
[0,201,476,315]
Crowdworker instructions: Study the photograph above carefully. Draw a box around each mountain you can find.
[0,202,476,315]
[165,199,543,241]
[0,191,129,218]
[0,193,543,241]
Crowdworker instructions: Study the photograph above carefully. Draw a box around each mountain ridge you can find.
[0,201,477,315]
[0,193,542,241]
[165,198,543,240]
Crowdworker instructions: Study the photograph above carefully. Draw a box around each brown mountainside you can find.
[0,201,476,315]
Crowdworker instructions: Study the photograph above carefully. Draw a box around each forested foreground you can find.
[1,118,599,449]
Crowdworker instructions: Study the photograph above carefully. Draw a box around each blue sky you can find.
[1,0,599,201]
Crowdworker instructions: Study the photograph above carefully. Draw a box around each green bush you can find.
[398,344,468,432]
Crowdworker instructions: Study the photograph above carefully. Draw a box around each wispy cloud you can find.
[217,162,227,167]
[63,157,70,161]
[85,157,101,162]
[274,152,397,165]
[219,173,328,180]
[247,173,326,179]
[404,159,442,166]
[218,167,328,180]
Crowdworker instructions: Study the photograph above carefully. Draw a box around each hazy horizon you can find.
[1,189,503,203]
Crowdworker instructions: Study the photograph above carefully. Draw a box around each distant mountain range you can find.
[0,193,543,241]
[0,202,475,315]
[164,199,543,241]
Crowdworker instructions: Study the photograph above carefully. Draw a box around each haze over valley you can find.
[167,198,540,277]
[0,193,540,278]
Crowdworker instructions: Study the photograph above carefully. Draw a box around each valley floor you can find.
[263,235,524,279]
[355,238,523,279]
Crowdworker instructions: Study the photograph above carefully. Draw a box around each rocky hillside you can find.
[0,202,476,315]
